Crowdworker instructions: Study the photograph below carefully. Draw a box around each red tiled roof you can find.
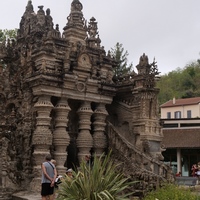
[160,97,200,108]
[162,129,200,148]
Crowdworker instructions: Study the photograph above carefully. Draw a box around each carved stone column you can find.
[1,136,9,189]
[31,95,53,191]
[53,98,71,175]
[76,101,93,162]
[93,103,108,156]
[0,62,3,75]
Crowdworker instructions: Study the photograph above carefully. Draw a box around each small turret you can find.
[63,0,87,44]
[136,53,150,75]
[86,17,101,48]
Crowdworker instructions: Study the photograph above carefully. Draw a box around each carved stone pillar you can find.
[93,103,108,156]
[1,136,9,189]
[30,95,53,191]
[76,101,93,162]
[0,62,3,75]
[53,98,71,174]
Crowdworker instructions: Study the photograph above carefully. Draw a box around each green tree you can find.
[111,42,133,77]
[0,29,17,42]
[157,60,200,105]
[57,152,134,200]
[0,29,17,69]
[157,68,184,105]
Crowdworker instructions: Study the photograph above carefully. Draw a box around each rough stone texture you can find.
[0,0,173,199]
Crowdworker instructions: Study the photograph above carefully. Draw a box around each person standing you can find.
[191,164,197,177]
[50,159,58,200]
[41,154,57,200]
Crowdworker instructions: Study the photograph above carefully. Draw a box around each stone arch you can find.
[77,53,92,70]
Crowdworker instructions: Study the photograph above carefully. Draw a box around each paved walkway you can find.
[12,191,41,200]
[12,185,200,199]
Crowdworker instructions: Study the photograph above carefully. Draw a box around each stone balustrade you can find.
[107,121,174,195]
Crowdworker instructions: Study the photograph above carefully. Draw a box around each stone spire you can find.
[19,0,35,36]
[63,0,87,44]
[25,0,34,14]
[136,53,151,75]
[67,0,84,28]
[86,17,102,48]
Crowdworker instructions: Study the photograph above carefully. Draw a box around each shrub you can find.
[57,152,135,200]
[143,184,200,200]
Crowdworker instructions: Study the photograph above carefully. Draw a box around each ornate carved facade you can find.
[0,0,173,199]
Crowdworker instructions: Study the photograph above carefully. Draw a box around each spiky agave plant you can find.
[57,152,135,200]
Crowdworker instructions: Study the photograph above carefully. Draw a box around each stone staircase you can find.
[107,121,174,198]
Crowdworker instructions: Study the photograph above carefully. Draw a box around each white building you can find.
[160,97,200,176]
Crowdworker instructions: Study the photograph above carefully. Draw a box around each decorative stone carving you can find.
[31,95,53,191]
[63,0,87,43]
[88,17,98,39]
[53,98,71,174]
[93,103,108,156]
[77,53,92,70]
[86,17,101,48]
[76,101,93,162]
[1,137,10,187]
[76,82,86,92]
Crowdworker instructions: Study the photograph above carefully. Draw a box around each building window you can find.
[174,111,181,119]
[187,110,191,118]
[167,112,171,119]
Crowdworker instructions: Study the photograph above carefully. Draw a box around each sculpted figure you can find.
[37,6,45,27]
[139,53,149,67]
[46,8,54,30]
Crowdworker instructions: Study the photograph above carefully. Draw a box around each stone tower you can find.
[0,0,172,199]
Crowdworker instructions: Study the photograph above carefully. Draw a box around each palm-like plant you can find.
[57,152,134,200]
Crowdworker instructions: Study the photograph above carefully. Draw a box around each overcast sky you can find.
[1,0,200,75]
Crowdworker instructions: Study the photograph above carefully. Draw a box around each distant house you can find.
[160,97,200,176]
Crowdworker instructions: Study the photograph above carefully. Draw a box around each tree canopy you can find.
[157,60,200,105]
[0,29,17,42]
[110,42,133,77]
